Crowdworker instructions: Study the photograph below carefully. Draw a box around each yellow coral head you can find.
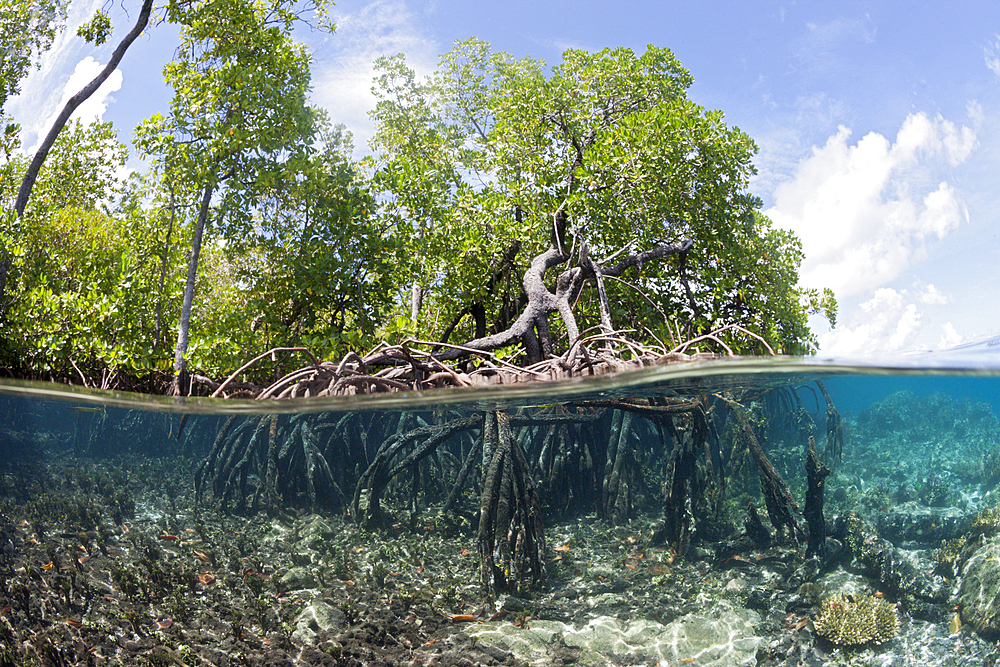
[813,592,899,646]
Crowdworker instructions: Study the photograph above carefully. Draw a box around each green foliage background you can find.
[0,6,836,389]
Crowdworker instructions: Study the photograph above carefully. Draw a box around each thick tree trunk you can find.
[172,182,214,395]
[436,238,693,363]
[804,435,832,558]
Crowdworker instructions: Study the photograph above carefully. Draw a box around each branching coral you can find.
[813,593,898,645]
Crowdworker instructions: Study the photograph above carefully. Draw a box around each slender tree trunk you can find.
[14,0,154,218]
[410,280,422,323]
[172,182,214,395]
[0,0,154,312]
[154,182,176,354]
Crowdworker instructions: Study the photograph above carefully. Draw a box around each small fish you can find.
[17,520,28,527]
[120,524,129,535]
[193,550,211,562]
[185,528,196,534]
[159,534,180,541]
[873,591,885,598]
[41,561,54,570]
[67,406,104,414]
[554,544,571,552]
[438,612,477,622]
[0,605,11,614]
[65,618,84,627]
[154,618,173,630]
[77,555,91,565]
[460,549,471,557]
[197,572,216,585]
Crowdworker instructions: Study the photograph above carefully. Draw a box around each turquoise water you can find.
[4,352,1000,666]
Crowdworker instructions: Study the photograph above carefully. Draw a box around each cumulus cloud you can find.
[817,284,956,357]
[939,322,964,349]
[916,283,950,305]
[18,56,123,154]
[766,112,975,298]
[4,0,134,158]
[311,0,439,154]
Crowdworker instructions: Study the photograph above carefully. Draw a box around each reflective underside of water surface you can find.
[3,353,1000,666]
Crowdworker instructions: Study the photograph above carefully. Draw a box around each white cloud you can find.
[766,112,975,298]
[816,284,962,357]
[939,322,964,349]
[19,56,123,155]
[64,57,121,121]
[5,0,121,151]
[818,288,919,356]
[311,0,439,154]
[916,283,949,305]
[986,35,1000,77]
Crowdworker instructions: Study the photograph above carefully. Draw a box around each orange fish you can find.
[154,618,173,630]
[197,573,216,585]
[120,524,129,535]
[65,618,84,627]
[439,612,477,622]
[554,544,571,552]
[159,534,179,541]
[41,562,54,570]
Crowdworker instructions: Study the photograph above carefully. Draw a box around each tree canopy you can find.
[0,28,836,391]
[370,39,835,358]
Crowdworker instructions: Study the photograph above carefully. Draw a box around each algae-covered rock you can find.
[292,599,347,644]
[957,536,1000,634]
[813,592,898,645]
[276,565,318,591]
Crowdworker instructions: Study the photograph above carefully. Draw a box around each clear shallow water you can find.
[5,353,1000,666]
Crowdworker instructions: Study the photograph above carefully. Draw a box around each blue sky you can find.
[8,0,1000,358]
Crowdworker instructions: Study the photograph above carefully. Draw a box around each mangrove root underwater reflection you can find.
[804,435,832,559]
[191,382,848,595]
[477,412,546,597]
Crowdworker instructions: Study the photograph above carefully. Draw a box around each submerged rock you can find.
[292,599,347,644]
[957,535,1000,636]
